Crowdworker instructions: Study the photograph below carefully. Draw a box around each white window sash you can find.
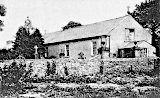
[91,41,93,56]
[65,45,69,57]
[65,45,67,57]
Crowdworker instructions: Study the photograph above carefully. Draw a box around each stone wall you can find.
[103,57,156,75]
[55,58,100,76]
[55,57,157,76]
[0,57,158,77]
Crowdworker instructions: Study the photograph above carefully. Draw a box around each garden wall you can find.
[103,57,157,74]
[55,57,158,76]
[0,56,159,77]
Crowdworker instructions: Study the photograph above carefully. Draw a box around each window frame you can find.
[91,41,97,56]
[65,44,70,57]
[125,28,135,42]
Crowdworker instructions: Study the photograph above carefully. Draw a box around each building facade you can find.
[44,15,156,59]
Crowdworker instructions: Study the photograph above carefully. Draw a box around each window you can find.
[45,47,48,57]
[125,28,135,41]
[91,41,97,55]
[65,44,69,57]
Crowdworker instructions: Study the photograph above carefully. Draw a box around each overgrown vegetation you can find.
[1,61,26,96]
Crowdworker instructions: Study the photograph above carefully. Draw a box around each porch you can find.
[117,41,153,58]
[118,47,147,58]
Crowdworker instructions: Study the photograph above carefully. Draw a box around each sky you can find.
[0,0,145,49]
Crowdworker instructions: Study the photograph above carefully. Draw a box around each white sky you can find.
[0,0,145,48]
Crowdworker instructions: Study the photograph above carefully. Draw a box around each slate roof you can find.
[44,15,131,44]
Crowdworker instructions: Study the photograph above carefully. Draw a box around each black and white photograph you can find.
[0,0,160,97]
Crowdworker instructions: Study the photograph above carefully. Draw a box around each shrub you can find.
[78,52,85,59]
[23,62,33,82]
[1,61,26,96]
[46,61,50,76]
[51,60,56,75]
[59,53,65,58]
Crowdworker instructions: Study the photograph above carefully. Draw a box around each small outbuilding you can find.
[118,41,156,58]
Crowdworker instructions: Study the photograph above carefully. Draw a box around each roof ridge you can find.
[80,14,130,27]
[107,15,129,35]
[44,14,130,35]
[44,14,132,44]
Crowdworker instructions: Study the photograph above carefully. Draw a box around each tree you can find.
[0,48,14,60]
[13,26,32,58]
[13,27,45,59]
[0,49,8,60]
[62,21,82,31]
[30,28,45,58]
[0,4,6,31]
[129,0,160,31]
[11,17,45,59]
[129,0,160,56]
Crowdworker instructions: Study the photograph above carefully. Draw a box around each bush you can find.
[78,52,85,59]
[1,61,26,96]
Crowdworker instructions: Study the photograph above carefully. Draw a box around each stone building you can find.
[44,15,156,59]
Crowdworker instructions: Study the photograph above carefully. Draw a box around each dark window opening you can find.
[65,45,69,57]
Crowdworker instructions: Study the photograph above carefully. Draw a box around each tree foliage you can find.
[0,4,6,16]
[62,21,82,31]
[0,48,15,60]
[129,0,160,56]
[130,0,160,32]
[0,49,8,60]
[0,17,45,59]
[12,27,45,59]
[30,28,45,58]
[13,26,31,58]
[0,4,6,31]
